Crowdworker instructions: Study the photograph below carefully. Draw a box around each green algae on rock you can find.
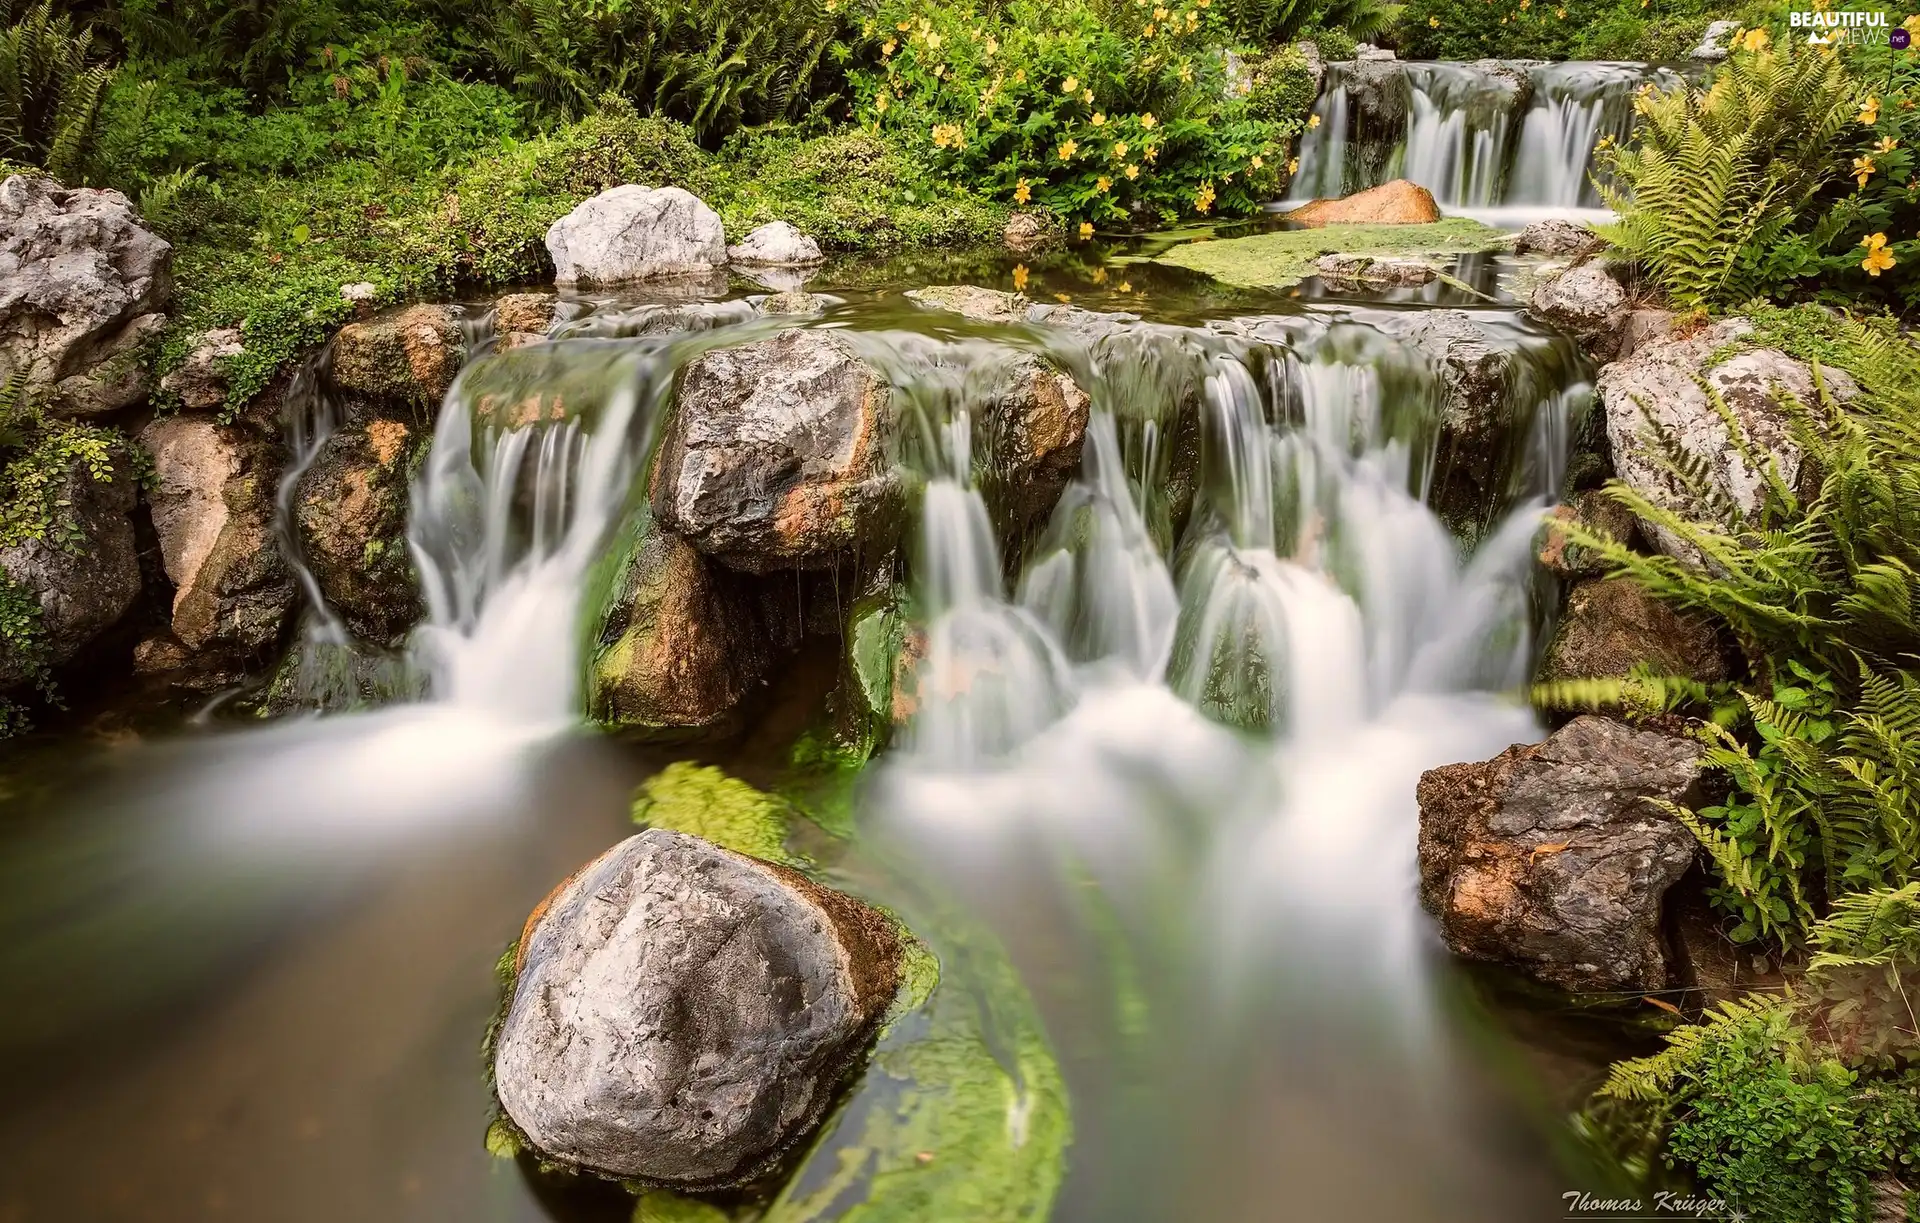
[630,761,798,865]
[1150,219,1511,289]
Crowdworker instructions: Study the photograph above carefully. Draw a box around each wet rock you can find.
[1614,307,1675,362]
[1691,19,1743,60]
[1528,263,1625,346]
[138,416,295,660]
[493,292,556,337]
[652,328,895,572]
[726,221,823,267]
[1003,210,1058,254]
[590,526,771,732]
[159,327,246,411]
[294,414,421,642]
[759,290,827,317]
[0,447,140,688]
[546,186,728,287]
[1539,577,1727,686]
[1537,490,1639,579]
[1417,715,1706,992]
[1599,319,1859,568]
[494,828,903,1187]
[906,284,1031,322]
[1314,253,1437,286]
[0,175,171,417]
[1282,179,1440,227]
[330,304,463,405]
[1372,309,1512,506]
[1515,219,1602,258]
[1345,47,1409,128]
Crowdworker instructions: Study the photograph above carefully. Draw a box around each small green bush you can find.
[856,0,1297,229]
[0,0,114,180]
[1245,45,1319,126]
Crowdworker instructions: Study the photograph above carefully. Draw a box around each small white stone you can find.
[726,221,824,267]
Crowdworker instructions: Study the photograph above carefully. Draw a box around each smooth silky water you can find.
[0,256,1625,1221]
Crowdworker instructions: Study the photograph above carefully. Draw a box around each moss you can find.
[630,761,798,865]
[0,419,125,550]
[1151,218,1512,289]
[632,1191,735,1222]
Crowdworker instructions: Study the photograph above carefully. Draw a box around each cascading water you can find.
[1,275,1608,1221]
[1287,58,1679,220]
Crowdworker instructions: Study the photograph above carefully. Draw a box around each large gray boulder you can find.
[1598,319,1857,568]
[1529,263,1625,336]
[726,221,823,267]
[0,175,171,417]
[493,829,903,1187]
[1417,715,1706,992]
[546,186,728,287]
[652,329,896,572]
[139,416,295,661]
[0,446,141,688]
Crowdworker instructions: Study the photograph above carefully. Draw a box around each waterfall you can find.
[1287,59,1679,219]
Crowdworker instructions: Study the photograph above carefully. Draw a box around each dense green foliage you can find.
[0,0,112,179]
[855,0,1295,227]
[1396,0,1761,60]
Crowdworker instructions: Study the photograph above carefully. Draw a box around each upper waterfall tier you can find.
[1287,57,1682,214]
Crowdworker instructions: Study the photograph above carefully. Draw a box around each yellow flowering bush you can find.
[853,0,1293,227]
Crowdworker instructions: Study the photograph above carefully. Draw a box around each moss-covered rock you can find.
[1151,218,1510,289]
[293,410,423,644]
[631,761,797,865]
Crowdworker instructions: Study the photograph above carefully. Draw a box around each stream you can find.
[1,60,1657,1223]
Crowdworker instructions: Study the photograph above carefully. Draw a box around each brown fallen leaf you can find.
[1643,996,1684,1017]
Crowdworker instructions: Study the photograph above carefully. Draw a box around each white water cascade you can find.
[1287,59,1680,222]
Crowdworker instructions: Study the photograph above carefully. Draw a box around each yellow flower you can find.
[1178,62,1193,83]
[1092,112,1107,126]
[1905,13,1920,32]
[931,123,964,148]
[1063,75,1080,94]
[1125,162,1139,179]
[1556,6,1565,15]
[1015,69,1026,82]
[1520,0,1530,11]
[1092,266,1107,284]
[1142,112,1158,129]
[925,31,941,48]
[1144,143,1158,162]
[1083,89,1094,104]
[932,63,945,77]
[1014,178,1032,205]
[1194,179,1216,214]
[1079,221,1094,239]
[1198,0,1210,8]
[875,92,890,113]
[1114,140,1130,158]
[896,19,911,29]
[1251,154,1263,168]
[1862,231,1897,275]
[1059,139,1079,160]
[1117,280,1133,292]
[1144,23,1156,35]
[1861,96,1882,125]
[881,38,896,55]
[1012,263,1029,291]
[1097,175,1111,192]
[1306,113,1320,129]
[1429,14,1440,24]
[1154,4,1169,16]
[986,36,998,55]
[1856,154,1878,187]
[1736,26,1768,51]
[1879,136,1901,152]
[1287,156,1299,174]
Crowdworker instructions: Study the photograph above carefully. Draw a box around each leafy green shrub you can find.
[1560,319,1920,944]
[1244,45,1318,126]
[1597,45,1856,312]
[1808,883,1920,1068]
[1593,995,1920,1222]
[856,0,1295,229]
[1396,0,1760,60]
[468,0,852,143]
[704,126,1007,251]
[0,0,113,180]
[1214,0,1391,47]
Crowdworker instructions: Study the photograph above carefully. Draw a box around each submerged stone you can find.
[1417,715,1705,992]
[493,828,902,1187]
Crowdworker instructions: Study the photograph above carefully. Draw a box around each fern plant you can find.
[1555,318,1920,943]
[0,0,112,182]
[1597,44,1856,311]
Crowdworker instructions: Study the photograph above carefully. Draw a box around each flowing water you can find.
[1,250,1628,1219]
[1288,59,1682,225]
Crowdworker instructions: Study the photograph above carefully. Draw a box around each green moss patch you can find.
[630,761,798,865]
[1150,218,1511,289]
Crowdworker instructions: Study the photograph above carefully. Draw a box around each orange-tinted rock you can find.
[1282,179,1441,227]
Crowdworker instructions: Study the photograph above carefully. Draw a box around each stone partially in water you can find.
[330,304,464,405]
[493,828,902,1187]
[590,526,771,733]
[652,329,895,572]
[294,413,422,643]
[1514,218,1602,258]
[726,221,823,267]
[1282,179,1440,227]
[546,186,728,287]
[1417,715,1705,992]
